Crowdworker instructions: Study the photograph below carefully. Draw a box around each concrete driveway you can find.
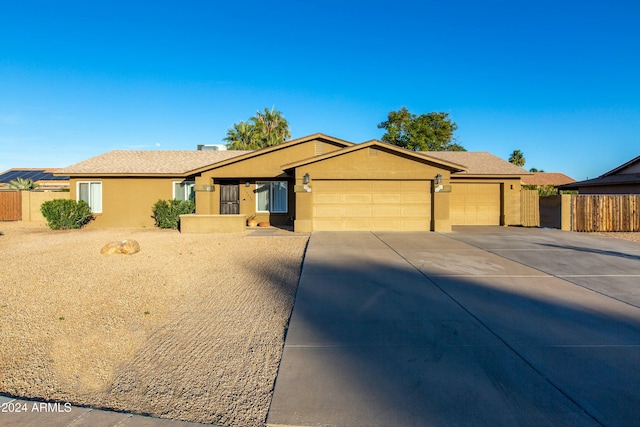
[267,227,640,427]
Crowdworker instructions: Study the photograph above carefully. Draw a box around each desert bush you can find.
[152,199,195,229]
[40,199,94,230]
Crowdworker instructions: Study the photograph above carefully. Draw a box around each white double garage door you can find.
[312,180,500,231]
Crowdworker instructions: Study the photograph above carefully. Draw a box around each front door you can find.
[220,182,240,214]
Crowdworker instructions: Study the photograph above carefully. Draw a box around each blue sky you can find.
[1,0,638,180]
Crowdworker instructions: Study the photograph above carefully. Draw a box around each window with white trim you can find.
[173,181,195,201]
[256,181,288,213]
[77,181,102,213]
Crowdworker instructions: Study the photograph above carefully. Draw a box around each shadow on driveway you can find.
[265,230,640,427]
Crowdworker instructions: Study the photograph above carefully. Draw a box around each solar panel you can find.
[0,170,69,183]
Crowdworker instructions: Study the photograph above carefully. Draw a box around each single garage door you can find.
[450,183,501,225]
[313,180,431,231]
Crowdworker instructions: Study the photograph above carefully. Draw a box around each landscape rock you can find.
[100,241,122,255]
[100,239,140,255]
[119,239,140,255]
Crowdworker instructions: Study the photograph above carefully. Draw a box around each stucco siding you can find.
[71,177,180,228]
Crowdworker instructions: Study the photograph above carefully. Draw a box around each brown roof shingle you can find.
[57,150,252,176]
[423,151,530,176]
[521,172,575,186]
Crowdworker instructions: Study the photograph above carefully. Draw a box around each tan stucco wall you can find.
[503,178,522,225]
[21,190,70,223]
[70,177,185,228]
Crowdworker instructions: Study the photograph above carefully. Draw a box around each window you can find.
[173,181,195,201]
[256,181,288,213]
[77,181,102,213]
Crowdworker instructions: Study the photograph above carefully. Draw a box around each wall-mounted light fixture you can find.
[435,174,442,185]
[245,181,250,187]
[303,173,310,185]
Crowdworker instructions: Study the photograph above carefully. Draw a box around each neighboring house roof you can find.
[56,150,251,176]
[0,168,69,183]
[601,154,640,176]
[425,151,531,176]
[559,173,640,189]
[521,172,575,186]
[282,140,468,172]
[558,155,640,190]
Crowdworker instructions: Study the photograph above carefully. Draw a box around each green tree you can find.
[377,107,464,151]
[224,107,290,150]
[223,121,260,150]
[509,149,526,167]
[252,107,291,147]
[529,167,544,172]
[6,177,39,190]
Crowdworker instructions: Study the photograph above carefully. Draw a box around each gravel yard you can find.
[591,232,640,243]
[0,222,308,426]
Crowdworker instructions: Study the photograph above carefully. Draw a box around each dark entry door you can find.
[220,182,240,214]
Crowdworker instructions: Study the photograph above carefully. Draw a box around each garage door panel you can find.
[313,180,430,231]
[373,193,402,204]
[344,194,372,204]
[372,205,404,217]
[402,193,427,203]
[344,206,372,216]
[314,206,345,217]
[343,219,374,230]
[451,183,501,225]
[315,193,343,204]
[343,181,372,191]
[372,181,397,191]
[402,206,430,217]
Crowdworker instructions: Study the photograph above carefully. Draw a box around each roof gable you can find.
[602,155,640,176]
[194,133,354,174]
[282,140,467,172]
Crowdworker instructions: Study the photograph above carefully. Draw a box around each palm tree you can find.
[6,177,39,190]
[508,150,526,167]
[252,107,291,147]
[223,121,260,150]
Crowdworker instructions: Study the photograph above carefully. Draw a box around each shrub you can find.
[152,199,195,229]
[40,199,94,230]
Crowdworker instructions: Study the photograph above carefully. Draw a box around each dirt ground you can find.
[0,221,308,427]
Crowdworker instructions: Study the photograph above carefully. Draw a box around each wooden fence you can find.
[571,194,640,232]
[0,191,22,221]
[521,189,540,227]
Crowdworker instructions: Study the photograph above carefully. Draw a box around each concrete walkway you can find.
[267,228,640,427]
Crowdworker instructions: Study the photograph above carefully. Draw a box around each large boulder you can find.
[100,239,140,255]
[119,239,140,255]
[100,241,122,255]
